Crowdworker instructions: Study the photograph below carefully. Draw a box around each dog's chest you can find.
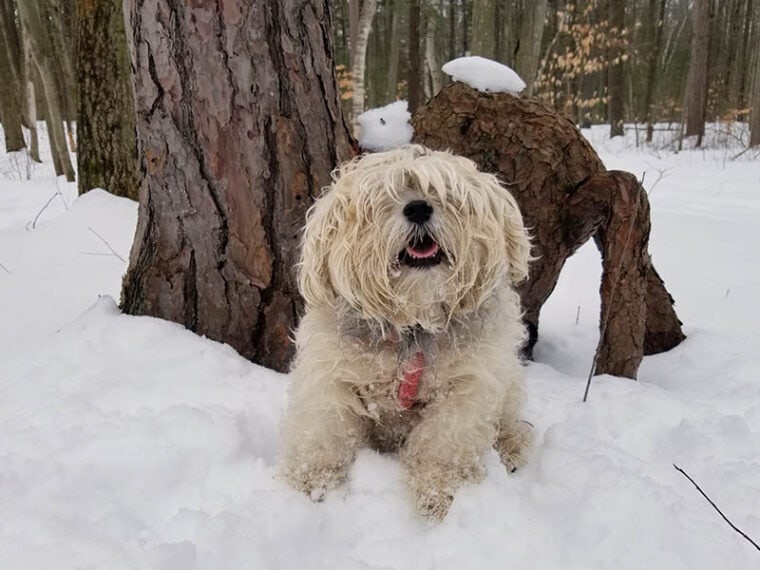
[350,337,445,415]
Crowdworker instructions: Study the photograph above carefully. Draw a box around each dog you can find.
[279,145,533,519]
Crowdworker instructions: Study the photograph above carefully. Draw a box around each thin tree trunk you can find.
[737,0,754,111]
[608,0,626,137]
[448,0,456,60]
[470,0,496,59]
[407,0,422,112]
[645,0,666,142]
[23,37,40,162]
[424,3,442,97]
[0,34,25,152]
[683,0,713,145]
[750,25,760,146]
[351,0,377,134]
[18,0,75,181]
[515,0,548,97]
[120,0,354,372]
[76,0,138,199]
[385,0,403,101]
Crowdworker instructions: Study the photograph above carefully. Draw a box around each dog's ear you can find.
[299,189,344,307]
[500,190,532,284]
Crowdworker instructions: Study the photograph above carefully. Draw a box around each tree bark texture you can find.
[683,0,712,143]
[120,0,354,372]
[412,82,686,379]
[76,0,139,200]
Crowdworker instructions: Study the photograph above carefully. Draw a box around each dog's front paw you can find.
[281,462,348,501]
[412,485,454,520]
[495,419,534,472]
[406,460,484,520]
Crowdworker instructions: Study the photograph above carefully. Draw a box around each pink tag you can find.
[398,352,425,410]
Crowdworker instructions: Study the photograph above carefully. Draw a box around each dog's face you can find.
[299,145,530,330]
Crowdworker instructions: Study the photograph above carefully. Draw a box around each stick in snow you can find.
[673,463,760,553]
[87,226,126,262]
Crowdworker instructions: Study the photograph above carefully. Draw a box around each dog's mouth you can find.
[398,233,444,268]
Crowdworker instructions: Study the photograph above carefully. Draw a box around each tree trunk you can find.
[22,36,40,162]
[0,35,25,152]
[608,0,626,137]
[470,0,496,59]
[645,0,666,142]
[515,0,547,97]
[76,0,139,199]
[18,0,75,181]
[385,0,403,101]
[412,82,685,379]
[120,0,354,372]
[424,4,442,98]
[750,26,760,146]
[351,0,377,134]
[407,0,422,112]
[683,0,712,145]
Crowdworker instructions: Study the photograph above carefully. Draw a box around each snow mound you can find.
[357,100,414,151]
[442,56,526,94]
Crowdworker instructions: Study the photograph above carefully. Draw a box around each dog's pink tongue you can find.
[406,242,439,259]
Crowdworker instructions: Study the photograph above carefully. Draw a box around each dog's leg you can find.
[280,372,367,501]
[400,371,502,519]
[493,378,534,472]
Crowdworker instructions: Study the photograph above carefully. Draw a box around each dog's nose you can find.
[403,200,433,225]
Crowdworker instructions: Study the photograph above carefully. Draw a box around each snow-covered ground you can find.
[1,124,759,569]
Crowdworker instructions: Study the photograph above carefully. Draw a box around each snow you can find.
[1,123,759,569]
[442,56,526,94]
[357,100,414,152]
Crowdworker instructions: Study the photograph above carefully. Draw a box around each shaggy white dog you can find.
[279,145,533,519]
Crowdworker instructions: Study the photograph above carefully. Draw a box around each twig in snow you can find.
[87,226,126,262]
[575,305,581,325]
[673,464,760,553]
[0,260,10,274]
[29,193,60,230]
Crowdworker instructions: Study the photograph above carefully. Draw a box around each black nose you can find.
[403,200,433,225]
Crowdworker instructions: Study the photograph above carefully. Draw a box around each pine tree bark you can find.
[683,0,712,145]
[76,0,138,200]
[120,0,354,372]
[412,82,685,379]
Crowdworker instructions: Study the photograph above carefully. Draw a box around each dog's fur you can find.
[279,145,533,519]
